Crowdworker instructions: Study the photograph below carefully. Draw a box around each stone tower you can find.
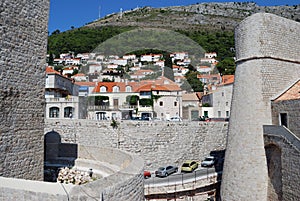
[0,1,49,180]
[221,13,300,200]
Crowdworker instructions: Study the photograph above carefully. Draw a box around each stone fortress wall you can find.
[44,120,228,169]
[264,126,300,201]
[0,0,49,180]
[0,145,144,201]
[221,13,300,201]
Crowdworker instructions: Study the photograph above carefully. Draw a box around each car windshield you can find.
[158,167,165,171]
[205,158,213,161]
[182,163,190,167]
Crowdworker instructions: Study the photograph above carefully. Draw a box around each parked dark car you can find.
[155,165,178,177]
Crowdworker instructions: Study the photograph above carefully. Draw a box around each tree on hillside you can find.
[181,70,203,92]
[163,53,174,81]
[216,57,236,75]
[47,52,54,65]
[51,29,60,35]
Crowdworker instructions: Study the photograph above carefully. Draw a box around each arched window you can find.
[64,107,74,118]
[100,86,107,92]
[112,86,120,92]
[49,107,59,118]
[125,86,132,92]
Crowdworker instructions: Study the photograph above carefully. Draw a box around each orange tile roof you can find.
[75,82,96,87]
[93,76,181,93]
[273,79,300,101]
[73,73,86,77]
[46,66,73,81]
[197,74,221,79]
[221,75,235,85]
[46,66,60,75]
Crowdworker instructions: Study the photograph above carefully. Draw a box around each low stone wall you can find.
[0,146,144,201]
[264,126,300,201]
[45,119,228,169]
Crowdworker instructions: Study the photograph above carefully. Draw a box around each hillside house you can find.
[173,65,189,76]
[88,64,102,74]
[170,52,189,60]
[89,76,183,121]
[72,73,87,82]
[123,54,136,60]
[141,54,162,63]
[201,75,234,119]
[182,92,202,120]
[45,67,80,119]
[89,81,141,120]
[197,65,212,74]
[204,52,217,58]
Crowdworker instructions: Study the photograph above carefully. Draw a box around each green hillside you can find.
[48,2,299,75]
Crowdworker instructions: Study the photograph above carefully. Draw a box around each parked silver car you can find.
[155,165,178,177]
[201,156,217,167]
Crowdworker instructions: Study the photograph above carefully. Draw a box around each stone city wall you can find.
[0,146,144,201]
[272,99,300,139]
[221,13,300,201]
[44,119,228,169]
[0,0,49,180]
[264,126,300,201]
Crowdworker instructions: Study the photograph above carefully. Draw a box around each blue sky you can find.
[49,0,299,34]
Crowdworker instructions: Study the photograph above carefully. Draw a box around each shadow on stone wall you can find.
[210,149,225,201]
[44,130,78,182]
[265,143,283,201]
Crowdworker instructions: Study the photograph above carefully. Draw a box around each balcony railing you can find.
[45,97,79,103]
[88,104,137,111]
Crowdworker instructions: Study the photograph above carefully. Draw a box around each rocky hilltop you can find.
[86,2,300,31]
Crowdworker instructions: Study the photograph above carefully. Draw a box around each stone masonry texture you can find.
[44,120,228,169]
[264,126,300,201]
[0,0,49,180]
[221,13,300,201]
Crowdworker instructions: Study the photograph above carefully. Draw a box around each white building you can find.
[89,64,102,74]
[123,54,136,60]
[45,67,80,119]
[201,75,234,119]
[204,52,217,58]
[111,58,128,66]
[170,52,188,60]
[141,54,162,62]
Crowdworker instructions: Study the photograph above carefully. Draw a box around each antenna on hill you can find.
[120,8,123,18]
[98,5,101,19]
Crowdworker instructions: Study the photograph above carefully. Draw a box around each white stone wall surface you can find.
[221,13,300,201]
[44,119,228,169]
[0,0,49,180]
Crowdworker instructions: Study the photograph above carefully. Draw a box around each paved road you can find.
[144,167,217,187]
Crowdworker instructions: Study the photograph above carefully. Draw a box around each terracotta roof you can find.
[221,75,235,85]
[182,93,200,101]
[46,66,73,81]
[273,79,300,101]
[93,76,181,93]
[73,73,86,77]
[197,74,221,79]
[75,82,96,87]
[46,66,60,75]
[199,66,211,69]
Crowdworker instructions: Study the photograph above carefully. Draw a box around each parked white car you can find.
[201,156,217,167]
